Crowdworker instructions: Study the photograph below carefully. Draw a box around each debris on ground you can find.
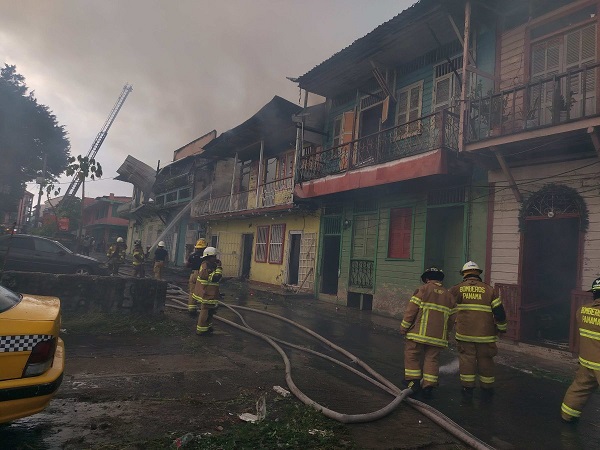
[273,385,291,397]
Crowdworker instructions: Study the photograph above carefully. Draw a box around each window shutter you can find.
[388,208,412,259]
[396,90,408,126]
[255,226,269,262]
[341,111,355,144]
[268,224,286,264]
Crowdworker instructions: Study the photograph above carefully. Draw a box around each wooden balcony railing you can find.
[298,109,460,183]
[467,62,599,143]
[191,177,294,218]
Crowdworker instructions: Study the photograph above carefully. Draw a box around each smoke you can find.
[0,0,408,198]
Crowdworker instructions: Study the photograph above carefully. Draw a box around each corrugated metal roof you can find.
[296,0,467,97]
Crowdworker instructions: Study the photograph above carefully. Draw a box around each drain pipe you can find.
[165,291,493,449]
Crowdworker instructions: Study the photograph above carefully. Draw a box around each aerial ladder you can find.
[60,83,133,208]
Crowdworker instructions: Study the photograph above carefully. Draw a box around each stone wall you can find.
[0,272,166,315]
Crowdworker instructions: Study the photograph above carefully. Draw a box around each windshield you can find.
[0,284,22,313]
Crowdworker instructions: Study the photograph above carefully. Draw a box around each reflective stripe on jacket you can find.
[577,300,600,370]
[449,277,507,343]
[132,247,145,265]
[192,259,222,304]
[401,281,456,348]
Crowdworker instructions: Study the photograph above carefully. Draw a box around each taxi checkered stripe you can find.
[0,335,52,352]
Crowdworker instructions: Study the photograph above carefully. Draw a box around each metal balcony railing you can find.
[349,259,374,289]
[191,177,294,218]
[298,109,459,183]
[467,62,599,143]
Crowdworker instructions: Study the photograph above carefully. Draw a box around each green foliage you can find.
[0,64,70,215]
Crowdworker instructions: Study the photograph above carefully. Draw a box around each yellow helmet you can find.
[461,261,483,276]
[195,238,208,249]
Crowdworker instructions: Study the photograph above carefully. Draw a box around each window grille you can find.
[255,226,269,263]
[323,217,341,235]
[353,200,377,214]
[268,224,286,264]
[427,186,466,205]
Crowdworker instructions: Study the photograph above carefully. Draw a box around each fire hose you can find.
[165,285,494,450]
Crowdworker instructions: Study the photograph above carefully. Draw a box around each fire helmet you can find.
[195,238,208,249]
[589,277,600,293]
[203,246,217,257]
[158,241,165,247]
[117,237,124,243]
[421,267,444,283]
[461,261,483,276]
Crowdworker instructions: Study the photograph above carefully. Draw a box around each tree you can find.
[65,155,102,240]
[0,64,70,216]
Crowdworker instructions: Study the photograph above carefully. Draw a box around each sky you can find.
[0,0,413,201]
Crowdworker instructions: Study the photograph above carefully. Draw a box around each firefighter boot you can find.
[461,387,474,403]
[481,387,495,402]
[421,386,434,400]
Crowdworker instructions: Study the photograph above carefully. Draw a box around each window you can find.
[332,115,343,147]
[155,195,165,206]
[268,224,286,264]
[210,235,219,248]
[388,208,413,259]
[433,56,463,112]
[396,81,423,137]
[352,215,377,259]
[10,236,35,250]
[166,191,177,203]
[531,24,596,122]
[35,238,61,254]
[178,187,191,200]
[277,152,294,180]
[112,204,119,217]
[255,225,269,262]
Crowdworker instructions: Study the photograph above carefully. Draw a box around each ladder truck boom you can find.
[61,83,133,204]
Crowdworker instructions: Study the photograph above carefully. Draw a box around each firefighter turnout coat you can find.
[449,277,507,343]
[192,257,223,335]
[561,299,600,421]
[401,281,456,348]
[449,276,507,388]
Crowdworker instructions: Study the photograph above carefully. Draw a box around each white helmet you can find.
[117,237,124,243]
[158,241,165,247]
[461,261,482,275]
[203,246,217,257]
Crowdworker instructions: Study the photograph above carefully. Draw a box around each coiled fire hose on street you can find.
[165,284,494,450]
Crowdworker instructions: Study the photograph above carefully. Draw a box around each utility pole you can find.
[34,153,47,228]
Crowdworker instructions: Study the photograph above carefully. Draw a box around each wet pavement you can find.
[216,281,600,450]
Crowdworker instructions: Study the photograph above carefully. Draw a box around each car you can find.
[0,284,64,424]
[0,234,109,275]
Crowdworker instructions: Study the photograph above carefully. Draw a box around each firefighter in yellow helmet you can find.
[192,246,223,335]
[449,261,507,400]
[186,238,207,316]
[561,277,600,422]
[400,267,456,399]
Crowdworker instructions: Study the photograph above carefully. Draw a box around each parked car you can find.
[0,234,108,275]
[0,284,64,423]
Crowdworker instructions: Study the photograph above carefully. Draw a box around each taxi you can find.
[0,284,64,423]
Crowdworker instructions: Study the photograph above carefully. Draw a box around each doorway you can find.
[321,235,341,294]
[424,205,465,288]
[241,233,253,279]
[287,232,301,285]
[521,218,579,344]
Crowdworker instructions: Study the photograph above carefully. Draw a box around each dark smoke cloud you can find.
[0,0,408,198]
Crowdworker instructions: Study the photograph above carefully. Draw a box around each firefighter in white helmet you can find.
[449,261,507,400]
[106,237,126,276]
[192,246,223,335]
[400,267,456,399]
[186,238,208,316]
[153,241,169,280]
[561,277,600,422]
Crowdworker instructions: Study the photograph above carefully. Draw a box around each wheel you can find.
[74,266,91,275]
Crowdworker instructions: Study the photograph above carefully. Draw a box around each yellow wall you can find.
[208,211,320,286]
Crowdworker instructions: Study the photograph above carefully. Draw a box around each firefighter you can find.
[153,241,168,280]
[400,267,456,398]
[449,261,507,399]
[186,238,207,316]
[191,246,223,335]
[560,277,600,423]
[106,237,126,276]
[132,240,145,278]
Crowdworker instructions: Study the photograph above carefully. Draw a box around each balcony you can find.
[466,63,600,145]
[298,109,459,183]
[191,176,293,218]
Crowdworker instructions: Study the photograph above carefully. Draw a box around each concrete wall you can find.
[0,272,166,315]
